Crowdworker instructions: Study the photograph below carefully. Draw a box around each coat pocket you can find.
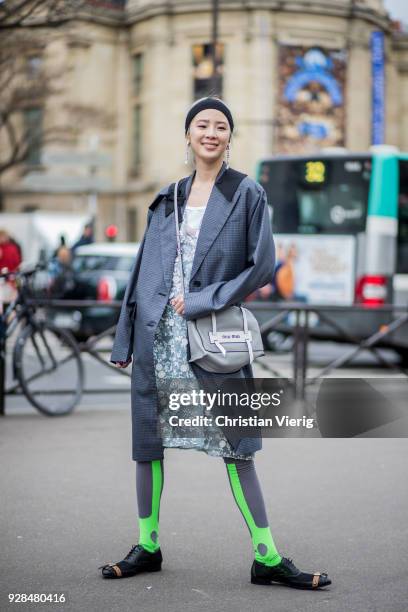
[126,302,137,323]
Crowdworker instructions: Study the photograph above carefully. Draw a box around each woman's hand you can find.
[170,294,185,316]
[114,358,132,369]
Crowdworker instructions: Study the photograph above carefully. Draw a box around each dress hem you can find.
[162,441,254,461]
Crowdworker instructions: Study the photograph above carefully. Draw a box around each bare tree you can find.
[0,1,115,178]
[1,33,59,173]
[0,39,114,174]
[0,0,86,29]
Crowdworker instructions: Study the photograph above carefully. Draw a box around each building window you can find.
[87,0,126,9]
[26,56,43,79]
[132,53,143,97]
[127,208,138,241]
[192,43,224,100]
[131,52,144,174]
[132,104,142,170]
[23,107,43,165]
[23,204,40,213]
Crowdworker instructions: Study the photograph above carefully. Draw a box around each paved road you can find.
[2,341,407,611]
[1,405,408,612]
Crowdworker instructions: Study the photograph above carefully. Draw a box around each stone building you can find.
[1,0,407,240]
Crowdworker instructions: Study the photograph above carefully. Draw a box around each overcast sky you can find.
[384,0,408,23]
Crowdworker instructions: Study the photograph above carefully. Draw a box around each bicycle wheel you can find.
[14,322,84,415]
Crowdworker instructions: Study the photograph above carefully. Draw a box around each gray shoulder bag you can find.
[173,181,264,373]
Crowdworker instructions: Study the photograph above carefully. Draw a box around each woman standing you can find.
[99,96,331,590]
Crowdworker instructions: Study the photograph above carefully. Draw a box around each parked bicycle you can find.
[0,266,84,415]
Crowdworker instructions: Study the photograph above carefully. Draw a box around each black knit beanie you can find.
[184,97,234,134]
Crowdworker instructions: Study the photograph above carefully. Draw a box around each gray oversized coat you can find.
[111,161,276,461]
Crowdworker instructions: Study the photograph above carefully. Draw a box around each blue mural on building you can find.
[284,49,343,106]
[277,46,347,153]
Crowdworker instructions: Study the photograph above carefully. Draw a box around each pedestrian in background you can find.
[0,229,22,273]
[48,240,75,298]
[71,222,94,253]
[52,234,67,259]
[246,243,297,302]
[99,96,331,591]
[0,229,22,304]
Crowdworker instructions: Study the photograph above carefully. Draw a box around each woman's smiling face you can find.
[187,108,231,163]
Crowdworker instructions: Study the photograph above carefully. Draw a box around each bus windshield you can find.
[259,157,371,234]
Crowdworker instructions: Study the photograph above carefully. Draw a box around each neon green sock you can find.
[138,460,163,553]
[226,462,282,567]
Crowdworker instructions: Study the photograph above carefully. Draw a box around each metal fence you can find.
[1,299,408,414]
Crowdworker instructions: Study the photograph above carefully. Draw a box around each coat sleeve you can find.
[183,185,276,321]
[110,208,154,363]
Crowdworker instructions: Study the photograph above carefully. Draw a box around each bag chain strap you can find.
[173,181,186,297]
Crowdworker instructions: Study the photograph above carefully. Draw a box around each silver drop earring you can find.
[225,143,230,169]
[185,141,190,165]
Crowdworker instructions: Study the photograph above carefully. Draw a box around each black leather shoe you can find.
[99,544,162,579]
[251,556,331,589]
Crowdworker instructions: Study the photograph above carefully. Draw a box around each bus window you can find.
[397,160,408,274]
[259,157,370,235]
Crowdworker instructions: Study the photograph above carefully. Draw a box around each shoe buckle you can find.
[103,563,122,577]
[312,572,321,588]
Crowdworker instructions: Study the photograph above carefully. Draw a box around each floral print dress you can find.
[153,205,252,460]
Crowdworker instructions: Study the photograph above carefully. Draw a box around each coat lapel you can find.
[158,161,247,291]
[188,162,233,282]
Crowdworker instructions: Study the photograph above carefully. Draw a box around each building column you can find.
[238,10,275,174]
[346,23,372,150]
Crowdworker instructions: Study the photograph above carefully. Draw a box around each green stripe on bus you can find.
[368,152,398,218]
